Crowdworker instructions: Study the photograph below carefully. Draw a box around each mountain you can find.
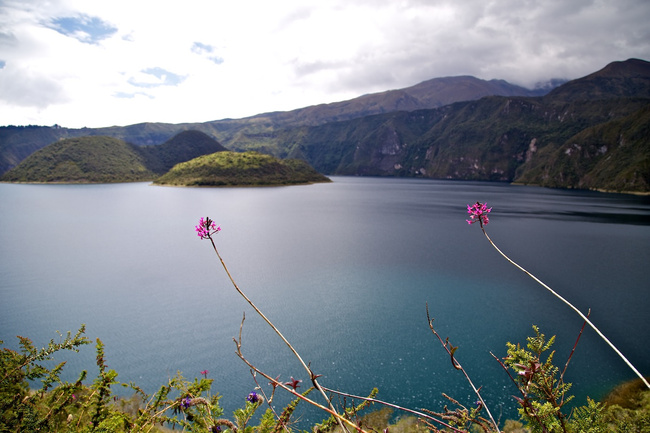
[241,75,548,127]
[0,136,154,183]
[153,151,330,187]
[0,75,559,175]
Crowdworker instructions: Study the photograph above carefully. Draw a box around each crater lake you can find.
[1,176,649,425]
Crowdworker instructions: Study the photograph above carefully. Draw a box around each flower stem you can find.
[481,226,649,390]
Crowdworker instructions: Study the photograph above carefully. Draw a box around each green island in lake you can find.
[153,150,331,187]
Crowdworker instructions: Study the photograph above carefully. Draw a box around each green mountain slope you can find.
[153,151,330,187]
[0,136,154,183]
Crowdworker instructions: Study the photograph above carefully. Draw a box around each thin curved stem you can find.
[481,226,650,390]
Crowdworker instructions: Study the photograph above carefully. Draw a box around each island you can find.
[153,151,331,187]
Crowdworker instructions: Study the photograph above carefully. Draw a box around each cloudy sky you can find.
[0,0,648,129]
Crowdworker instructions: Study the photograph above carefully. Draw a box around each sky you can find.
[0,0,649,129]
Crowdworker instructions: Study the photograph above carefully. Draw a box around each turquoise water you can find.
[1,177,649,425]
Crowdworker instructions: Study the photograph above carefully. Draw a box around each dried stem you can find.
[480,226,649,390]
[560,311,589,386]
[426,304,501,433]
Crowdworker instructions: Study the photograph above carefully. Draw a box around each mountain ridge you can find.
[243,75,551,127]
[0,73,561,175]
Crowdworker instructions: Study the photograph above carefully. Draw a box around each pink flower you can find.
[195,217,221,239]
[466,202,491,226]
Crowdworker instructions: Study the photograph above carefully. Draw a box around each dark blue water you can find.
[1,177,649,426]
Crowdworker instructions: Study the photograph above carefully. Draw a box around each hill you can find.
[136,130,228,174]
[153,151,331,187]
[0,136,154,183]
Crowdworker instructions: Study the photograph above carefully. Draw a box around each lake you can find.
[1,177,649,426]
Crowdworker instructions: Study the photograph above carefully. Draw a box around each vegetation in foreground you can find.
[2,324,649,433]
[2,205,649,432]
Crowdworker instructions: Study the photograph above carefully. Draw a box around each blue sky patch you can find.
[191,42,213,54]
[192,41,224,64]
[48,15,117,44]
[207,55,224,65]
[128,67,187,88]
[114,91,153,99]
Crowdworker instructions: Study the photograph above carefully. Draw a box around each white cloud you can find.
[0,0,648,128]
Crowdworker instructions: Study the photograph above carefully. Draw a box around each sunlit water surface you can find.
[1,177,649,425]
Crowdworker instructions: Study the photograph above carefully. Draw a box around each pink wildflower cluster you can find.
[466,202,491,226]
[195,217,221,240]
